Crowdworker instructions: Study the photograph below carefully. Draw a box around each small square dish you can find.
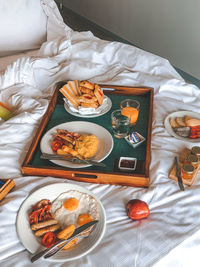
[118,157,137,171]
[125,132,146,148]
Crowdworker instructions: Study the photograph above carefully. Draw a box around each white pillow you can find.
[0,0,47,57]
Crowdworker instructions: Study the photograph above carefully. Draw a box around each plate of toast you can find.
[164,110,200,142]
[60,80,112,118]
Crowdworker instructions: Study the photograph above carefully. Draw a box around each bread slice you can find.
[94,84,104,105]
[169,117,179,128]
[175,117,186,127]
[184,115,192,123]
[68,80,81,96]
[79,80,95,90]
[59,84,80,108]
[80,101,99,108]
[185,118,200,127]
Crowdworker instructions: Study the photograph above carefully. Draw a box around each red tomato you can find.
[42,232,57,248]
[126,199,150,220]
[51,140,63,152]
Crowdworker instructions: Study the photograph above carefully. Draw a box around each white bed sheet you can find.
[0,1,200,267]
[0,50,39,73]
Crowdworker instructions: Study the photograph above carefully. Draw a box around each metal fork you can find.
[41,153,106,167]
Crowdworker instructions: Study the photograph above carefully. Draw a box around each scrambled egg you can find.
[75,134,99,159]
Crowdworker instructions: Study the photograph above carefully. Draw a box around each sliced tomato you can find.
[42,232,57,248]
[51,140,63,152]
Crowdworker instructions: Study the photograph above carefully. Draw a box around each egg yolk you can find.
[78,214,93,226]
[64,198,79,211]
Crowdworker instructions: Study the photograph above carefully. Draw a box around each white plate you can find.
[16,183,106,262]
[164,110,200,142]
[40,121,113,168]
[64,96,112,118]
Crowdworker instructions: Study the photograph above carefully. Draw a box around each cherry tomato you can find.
[42,232,57,248]
[51,140,63,152]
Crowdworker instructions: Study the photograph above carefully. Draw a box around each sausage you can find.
[31,219,58,231]
[35,224,60,237]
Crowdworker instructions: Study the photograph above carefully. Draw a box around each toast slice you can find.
[169,117,179,128]
[175,117,186,127]
[94,84,104,105]
[185,118,200,127]
[60,84,80,108]
[79,80,95,90]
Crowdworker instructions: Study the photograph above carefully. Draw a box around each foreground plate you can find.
[16,183,106,262]
[64,96,112,118]
[40,121,113,168]
[164,110,200,142]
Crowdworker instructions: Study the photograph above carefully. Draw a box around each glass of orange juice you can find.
[120,99,140,126]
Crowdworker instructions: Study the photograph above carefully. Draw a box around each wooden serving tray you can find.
[0,179,15,201]
[169,148,200,186]
[21,82,153,187]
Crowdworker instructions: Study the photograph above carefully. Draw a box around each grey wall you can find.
[62,0,200,79]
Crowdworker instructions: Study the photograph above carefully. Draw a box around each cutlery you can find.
[31,220,98,262]
[41,153,105,167]
[175,156,184,191]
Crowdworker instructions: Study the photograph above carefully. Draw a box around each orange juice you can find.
[121,107,139,124]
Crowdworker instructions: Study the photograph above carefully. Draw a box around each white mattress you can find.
[0,1,200,267]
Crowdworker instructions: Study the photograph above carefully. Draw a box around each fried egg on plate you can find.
[51,190,99,234]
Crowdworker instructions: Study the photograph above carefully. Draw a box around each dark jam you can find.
[120,159,135,169]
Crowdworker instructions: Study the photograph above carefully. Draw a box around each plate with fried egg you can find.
[40,121,114,168]
[16,182,106,262]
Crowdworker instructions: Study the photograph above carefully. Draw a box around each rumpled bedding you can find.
[0,1,200,267]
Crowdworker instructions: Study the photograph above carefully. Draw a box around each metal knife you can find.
[175,156,184,191]
[41,153,105,167]
[31,220,98,262]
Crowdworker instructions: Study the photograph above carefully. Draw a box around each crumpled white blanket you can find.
[0,1,200,267]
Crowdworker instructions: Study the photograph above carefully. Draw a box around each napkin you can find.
[64,96,108,115]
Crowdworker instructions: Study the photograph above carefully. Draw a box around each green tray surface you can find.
[30,93,150,173]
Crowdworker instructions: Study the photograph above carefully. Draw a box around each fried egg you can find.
[51,190,99,231]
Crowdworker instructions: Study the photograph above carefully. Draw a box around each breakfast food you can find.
[169,115,200,139]
[34,224,60,237]
[57,224,76,240]
[51,190,99,238]
[51,129,99,159]
[75,134,99,159]
[94,84,104,105]
[31,219,58,231]
[126,199,150,220]
[29,191,98,250]
[60,80,104,110]
[29,199,60,247]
